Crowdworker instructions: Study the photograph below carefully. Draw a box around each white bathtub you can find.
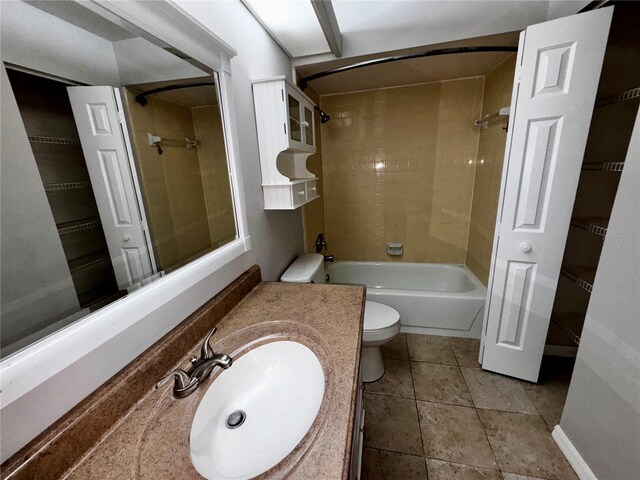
[327,262,486,338]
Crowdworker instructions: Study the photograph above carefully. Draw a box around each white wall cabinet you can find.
[252,77,319,210]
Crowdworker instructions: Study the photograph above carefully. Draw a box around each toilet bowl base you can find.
[361,345,385,383]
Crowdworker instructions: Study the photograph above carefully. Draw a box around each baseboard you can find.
[552,425,598,480]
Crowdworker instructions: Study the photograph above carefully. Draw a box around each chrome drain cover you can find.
[225,410,246,429]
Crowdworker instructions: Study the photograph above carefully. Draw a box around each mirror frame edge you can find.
[0,0,252,461]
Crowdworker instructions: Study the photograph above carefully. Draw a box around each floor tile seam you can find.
[408,358,429,462]
[362,446,424,460]
[409,359,459,367]
[363,390,415,401]
[404,334,431,480]
[441,366,501,472]
[424,456,503,472]
[414,396,475,409]
[363,443,424,458]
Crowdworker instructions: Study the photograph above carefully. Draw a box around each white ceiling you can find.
[242,0,330,57]
[296,32,519,95]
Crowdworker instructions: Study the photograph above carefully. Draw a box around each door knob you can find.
[520,243,532,253]
[123,235,131,242]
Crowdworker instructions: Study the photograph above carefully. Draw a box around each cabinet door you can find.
[303,104,314,147]
[481,7,612,382]
[286,92,303,144]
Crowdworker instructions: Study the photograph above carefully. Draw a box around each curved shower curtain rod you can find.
[135,81,216,106]
[297,46,518,90]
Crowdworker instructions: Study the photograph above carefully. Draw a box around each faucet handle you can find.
[201,326,218,360]
[156,368,197,391]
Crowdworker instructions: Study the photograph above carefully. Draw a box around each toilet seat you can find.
[363,301,400,344]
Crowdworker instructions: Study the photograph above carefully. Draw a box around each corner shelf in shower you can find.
[550,312,583,346]
[561,265,597,293]
[582,162,624,172]
[570,216,608,237]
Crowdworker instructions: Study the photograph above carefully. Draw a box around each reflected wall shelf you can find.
[550,312,583,346]
[252,76,319,210]
[28,135,81,145]
[582,161,624,172]
[561,266,596,293]
[570,217,608,237]
[57,218,100,236]
[595,86,640,107]
[44,181,91,192]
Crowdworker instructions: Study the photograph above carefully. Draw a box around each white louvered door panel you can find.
[481,8,613,381]
[68,86,154,291]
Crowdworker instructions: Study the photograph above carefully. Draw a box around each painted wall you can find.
[0,66,81,352]
[319,78,484,263]
[466,55,517,285]
[0,1,120,85]
[559,110,640,480]
[179,0,304,281]
[302,86,326,253]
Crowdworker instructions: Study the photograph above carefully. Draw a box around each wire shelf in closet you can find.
[43,181,91,192]
[57,218,101,235]
[550,312,583,346]
[28,136,81,145]
[582,162,624,172]
[595,86,640,107]
[570,217,608,237]
[561,265,597,293]
[68,252,111,274]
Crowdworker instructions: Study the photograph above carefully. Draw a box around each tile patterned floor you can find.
[362,334,577,480]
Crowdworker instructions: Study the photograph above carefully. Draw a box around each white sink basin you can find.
[190,340,325,480]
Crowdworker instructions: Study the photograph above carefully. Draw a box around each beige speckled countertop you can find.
[64,281,365,479]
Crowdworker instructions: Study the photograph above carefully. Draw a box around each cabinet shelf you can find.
[550,312,584,346]
[561,265,596,293]
[582,162,624,172]
[570,216,608,237]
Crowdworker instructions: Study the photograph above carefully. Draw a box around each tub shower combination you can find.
[327,262,486,338]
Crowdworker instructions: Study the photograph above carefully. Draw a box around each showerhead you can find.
[314,106,331,123]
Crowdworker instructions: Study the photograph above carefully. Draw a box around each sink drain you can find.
[225,410,246,429]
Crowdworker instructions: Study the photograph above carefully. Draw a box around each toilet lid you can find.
[364,301,400,331]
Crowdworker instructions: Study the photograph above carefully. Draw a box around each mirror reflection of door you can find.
[0,0,238,358]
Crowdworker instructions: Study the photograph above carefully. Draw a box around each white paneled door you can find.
[68,86,155,292]
[481,8,613,381]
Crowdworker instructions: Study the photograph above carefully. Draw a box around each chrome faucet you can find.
[156,326,232,398]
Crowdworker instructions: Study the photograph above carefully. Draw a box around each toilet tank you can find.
[281,253,326,284]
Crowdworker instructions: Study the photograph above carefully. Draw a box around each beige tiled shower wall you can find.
[124,90,235,273]
[466,55,517,285]
[192,106,237,249]
[320,78,484,263]
[302,86,326,253]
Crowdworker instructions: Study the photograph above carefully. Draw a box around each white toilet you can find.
[281,254,400,382]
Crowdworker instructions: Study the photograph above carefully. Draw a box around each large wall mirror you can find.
[1,1,240,358]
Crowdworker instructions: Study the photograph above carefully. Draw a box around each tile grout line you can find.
[458,362,505,476]
[404,334,430,479]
